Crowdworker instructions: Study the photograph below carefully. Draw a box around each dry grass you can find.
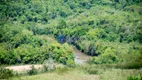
[11,68,100,80]
[10,65,142,80]
[100,69,142,80]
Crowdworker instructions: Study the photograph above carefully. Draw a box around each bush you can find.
[76,41,100,56]
[27,65,38,75]
[66,59,75,68]
[0,68,14,79]
[86,42,97,56]
[116,48,142,69]
[48,42,74,65]
[42,60,49,72]
[127,75,142,80]
[89,47,118,64]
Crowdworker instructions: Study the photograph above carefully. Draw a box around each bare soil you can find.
[6,64,43,72]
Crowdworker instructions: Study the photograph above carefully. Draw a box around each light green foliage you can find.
[92,47,118,64]
[0,0,142,65]
[47,42,74,65]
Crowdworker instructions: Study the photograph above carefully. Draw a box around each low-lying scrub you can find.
[10,64,142,80]
[115,62,142,69]
[55,67,71,74]
[27,65,38,75]
[0,68,14,79]
[127,75,142,80]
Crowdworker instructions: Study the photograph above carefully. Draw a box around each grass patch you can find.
[81,65,99,74]
[55,67,71,75]
[114,62,142,69]
[4,64,142,80]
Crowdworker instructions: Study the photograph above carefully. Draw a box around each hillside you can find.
[0,0,142,79]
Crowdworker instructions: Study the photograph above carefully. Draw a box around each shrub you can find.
[127,75,142,80]
[48,42,74,65]
[116,48,142,69]
[66,59,75,68]
[89,47,118,64]
[0,68,14,79]
[42,60,49,72]
[27,65,38,75]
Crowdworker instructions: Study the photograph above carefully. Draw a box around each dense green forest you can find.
[0,0,142,67]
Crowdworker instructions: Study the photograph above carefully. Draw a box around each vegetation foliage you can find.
[0,68,14,79]
[0,0,142,67]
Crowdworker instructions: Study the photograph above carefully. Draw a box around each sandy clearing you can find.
[6,64,43,72]
[74,48,90,64]
[5,63,65,72]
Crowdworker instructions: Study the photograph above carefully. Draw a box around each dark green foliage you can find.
[58,19,67,29]
[86,43,97,56]
[127,75,142,80]
[115,62,142,69]
[27,65,38,75]
[0,68,14,79]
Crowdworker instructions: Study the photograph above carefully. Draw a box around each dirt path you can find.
[6,63,64,72]
[6,64,43,72]
[74,48,90,64]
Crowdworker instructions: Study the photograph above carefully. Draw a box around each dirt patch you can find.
[6,65,43,72]
[74,48,90,64]
[5,63,65,72]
